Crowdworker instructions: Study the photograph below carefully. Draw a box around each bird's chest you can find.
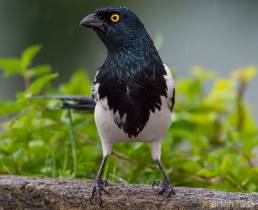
[94,95,171,143]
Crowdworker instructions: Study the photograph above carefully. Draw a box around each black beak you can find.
[80,13,103,30]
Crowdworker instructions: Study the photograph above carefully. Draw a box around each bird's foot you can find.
[152,178,176,197]
[90,178,110,207]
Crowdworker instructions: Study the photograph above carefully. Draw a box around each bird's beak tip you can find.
[79,16,89,27]
[79,21,85,27]
[80,13,101,29]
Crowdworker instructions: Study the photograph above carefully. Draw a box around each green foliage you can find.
[0,46,258,192]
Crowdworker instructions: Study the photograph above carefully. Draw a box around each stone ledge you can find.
[0,175,257,210]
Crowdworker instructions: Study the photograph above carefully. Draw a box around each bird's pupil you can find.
[111,14,119,22]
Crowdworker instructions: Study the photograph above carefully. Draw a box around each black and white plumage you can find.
[94,64,175,157]
[80,7,175,206]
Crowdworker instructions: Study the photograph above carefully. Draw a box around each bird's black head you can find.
[80,7,153,51]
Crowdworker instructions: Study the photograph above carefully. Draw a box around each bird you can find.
[78,6,176,206]
[37,6,176,206]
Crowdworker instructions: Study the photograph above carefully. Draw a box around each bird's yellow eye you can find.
[110,13,120,23]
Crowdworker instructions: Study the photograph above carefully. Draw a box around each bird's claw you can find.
[152,178,176,197]
[102,179,109,187]
[90,178,111,207]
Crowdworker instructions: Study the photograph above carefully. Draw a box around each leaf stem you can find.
[67,110,77,177]
[236,80,247,132]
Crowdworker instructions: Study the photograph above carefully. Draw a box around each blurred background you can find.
[1,0,258,118]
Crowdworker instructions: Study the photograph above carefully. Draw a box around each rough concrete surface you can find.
[0,175,257,210]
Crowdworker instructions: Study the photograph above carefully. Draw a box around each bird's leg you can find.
[152,159,176,197]
[90,155,110,207]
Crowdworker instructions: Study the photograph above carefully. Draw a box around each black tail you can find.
[34,95,96,112]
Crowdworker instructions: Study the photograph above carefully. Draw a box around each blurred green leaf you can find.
[26,73,58,95]
[0,58,21,77]
[192,66,216,80]
[59,70,92,95]
[0,101,22,116]
[232,66,257,83]
[27,65,52,79]
[21,45,42,71]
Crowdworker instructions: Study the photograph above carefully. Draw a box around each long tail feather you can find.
[34,95,96,112]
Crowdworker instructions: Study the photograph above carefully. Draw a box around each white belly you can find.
[94,96,171,144]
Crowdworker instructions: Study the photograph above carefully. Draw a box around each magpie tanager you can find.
[80,6,176,206]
